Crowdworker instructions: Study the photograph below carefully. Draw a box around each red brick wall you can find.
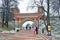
[13,7,44,21]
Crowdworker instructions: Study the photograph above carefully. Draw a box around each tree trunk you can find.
[47,0,50,25]
[46,0,50,32]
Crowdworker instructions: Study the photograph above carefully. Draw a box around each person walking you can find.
[29,27,31,30]
[41,23,45,34]
[35,26,39,34]
[48,24,52,36]
[26,26,28,30]
[34,29,36,34]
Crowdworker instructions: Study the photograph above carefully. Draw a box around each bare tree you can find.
[50,0,60,17]
[0,0,18,27]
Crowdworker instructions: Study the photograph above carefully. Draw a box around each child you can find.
[34,29,36,34]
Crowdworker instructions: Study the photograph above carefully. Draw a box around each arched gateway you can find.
[13,7,46,27]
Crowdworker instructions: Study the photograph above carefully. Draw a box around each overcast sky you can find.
[0,0,2,7]
[0,0,58,16]
[17,0,37,13]
[0,0,47,16]
[17,0,47,14]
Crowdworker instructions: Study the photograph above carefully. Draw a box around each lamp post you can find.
[13,19,15,29]
[47,0,51,36]
[18,18,19,28]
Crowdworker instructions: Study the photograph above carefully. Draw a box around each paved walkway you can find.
[0,30,52,40]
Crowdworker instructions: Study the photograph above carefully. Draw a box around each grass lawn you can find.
[0,25,14,31]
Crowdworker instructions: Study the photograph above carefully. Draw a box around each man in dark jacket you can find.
[36,26,39,34]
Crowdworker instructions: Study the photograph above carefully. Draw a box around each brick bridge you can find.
[13,7,46,27]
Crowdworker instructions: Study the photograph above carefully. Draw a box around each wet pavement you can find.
[0,30,52,40]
